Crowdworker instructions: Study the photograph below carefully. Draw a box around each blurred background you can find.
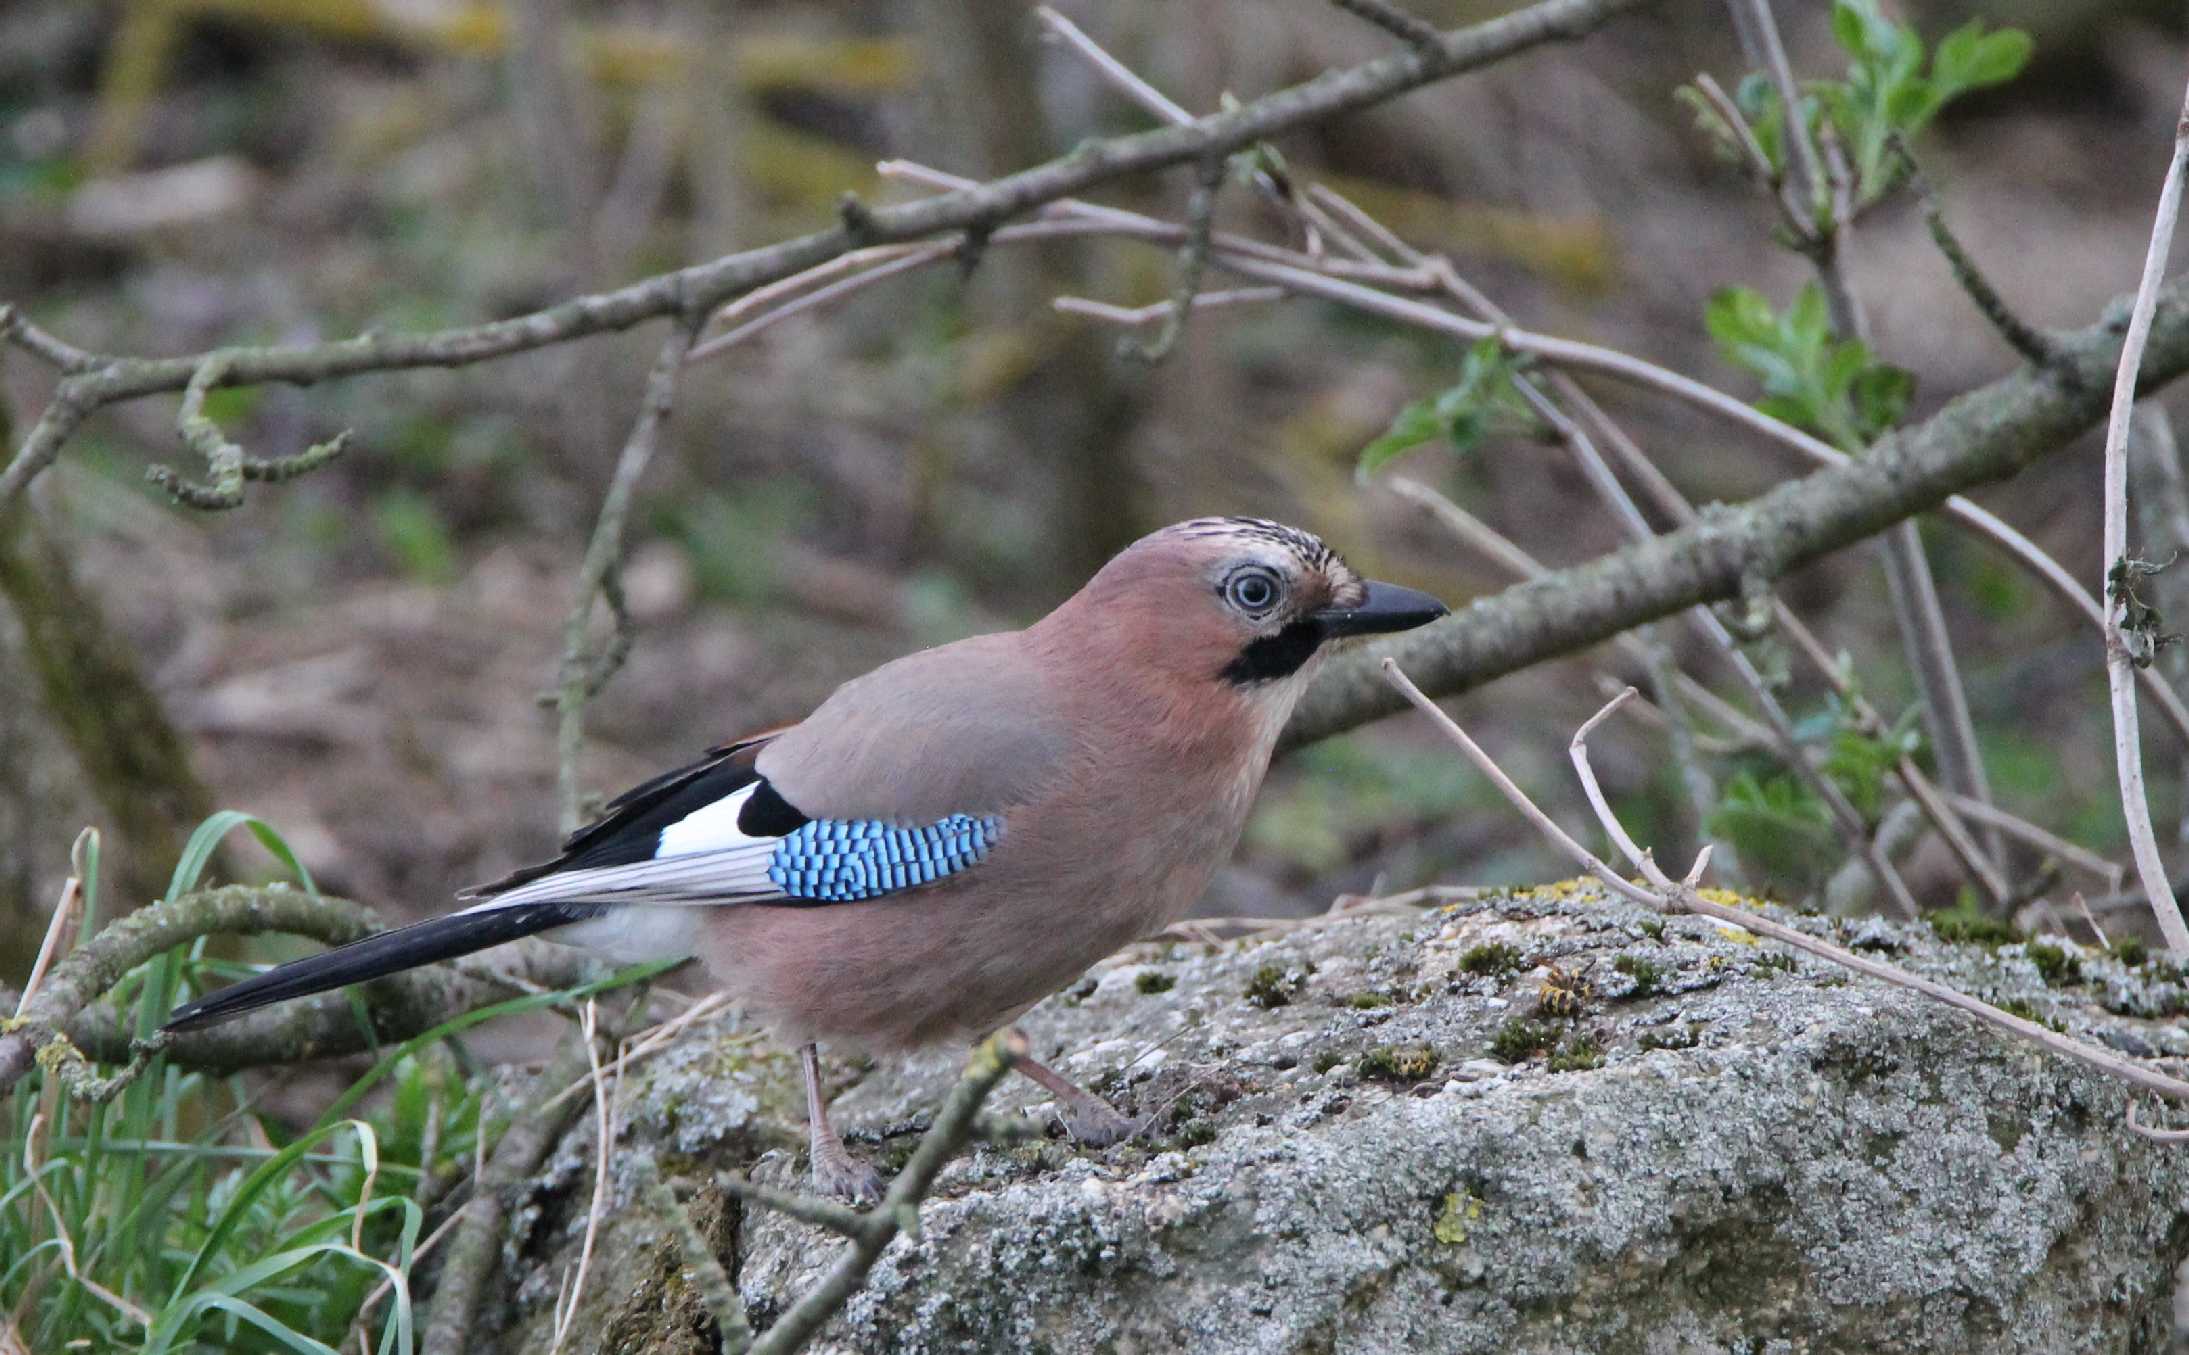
[3,0,2188,987]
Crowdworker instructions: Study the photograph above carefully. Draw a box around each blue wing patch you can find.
[767,814,1001,902]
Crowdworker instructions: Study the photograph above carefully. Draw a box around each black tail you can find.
[162,901,605,1033]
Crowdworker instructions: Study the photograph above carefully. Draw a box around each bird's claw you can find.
[810,1148,885,1205]
[1058,1096,1153,1149]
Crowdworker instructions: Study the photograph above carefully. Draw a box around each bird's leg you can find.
[801,1042,883,1204]
[1015,1054,1146,1148]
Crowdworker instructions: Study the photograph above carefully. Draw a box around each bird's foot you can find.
[1014,1052,1153,1149]
[809,1144,885,1205]
[1055,1090,1155,1149]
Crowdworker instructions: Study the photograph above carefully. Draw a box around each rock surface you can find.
[499,883,2189,1353]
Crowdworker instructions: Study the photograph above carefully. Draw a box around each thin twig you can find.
[2127,403,2189,851]
[877,152,2186,768]
[147,353,351,509]
[1504,379,1716,861]
[0,305,101,373]
[14,845,83,1017]
[715,1173,871,1238]
[2100,81,2189,955]
[550,999,618,1352]
[556,319,697,834]
[1053,287,1285,327]
[1938,795,2122,890]
[1729,1,2003,871]
[1383,476,1771,750]
[1033,7,1193,126]
[745,1030,1025,1355]
[1902,147,2059,368]
[1329,0,1445,51]
[1771,601,2013,908]
[1727,0,1823,240]
[689,243,958,363]
[1688,72,1779,194]
[1125,156,1225,364]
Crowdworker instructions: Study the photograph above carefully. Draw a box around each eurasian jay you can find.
[165,517,1447,1199]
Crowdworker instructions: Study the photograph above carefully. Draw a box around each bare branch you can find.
[0,0,1657,507]
[1902,148,2060,369]
[852,162,2189,757]
[636,1165,753,1351]
[1053,287,1285,327]
[715,1173,871,1238]
[1688,72,1779,195]
[2100,81,2189,955]
[689,243,958,364]
[1286,262,2189,752]
[556,321,698,834]
[1726,0,1823,239]
[1033,7,1193,126]
[0,304,102,374]
[0,884,598,1094]
[146,353,352,509]
[1941,792,2125,890]
[1329,0,1445,52]
[1124,156,1224,364]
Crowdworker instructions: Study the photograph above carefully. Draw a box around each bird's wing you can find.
[166,637,1069,1031]
[461,632,1070,912]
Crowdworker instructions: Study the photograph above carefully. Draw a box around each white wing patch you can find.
[460,779,788,915]
[655,782,767,857]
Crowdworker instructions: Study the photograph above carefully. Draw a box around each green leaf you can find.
[1706,771,1839,890]
[1356,397,1446,479]
[1851,364,1915,438]
[1966,30,2033,87]
[1704,282,1912,448]
[1884,75,1936,130]
[1355,338,1536,479]
[1829,0,1868,58]
[1703,286,1774,349]
[1931,20,1985,91]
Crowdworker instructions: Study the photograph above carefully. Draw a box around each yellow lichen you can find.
[1433,1191,1483,1245]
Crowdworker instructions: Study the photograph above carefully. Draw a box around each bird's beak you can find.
[1313,580,1449,639]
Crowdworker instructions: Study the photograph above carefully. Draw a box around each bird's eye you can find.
[1223,567,1282,615]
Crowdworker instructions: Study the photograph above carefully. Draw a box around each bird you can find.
[164,516,1447,1200]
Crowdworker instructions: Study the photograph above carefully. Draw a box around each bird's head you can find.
[1044,517,1448,696]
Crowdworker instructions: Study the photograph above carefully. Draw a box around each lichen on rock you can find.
[501,882,2189,1354]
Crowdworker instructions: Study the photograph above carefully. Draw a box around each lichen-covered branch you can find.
[556,321,698,833]
[0,0,1655,507]
[144,352,353,509]
[0,885,597,1092]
